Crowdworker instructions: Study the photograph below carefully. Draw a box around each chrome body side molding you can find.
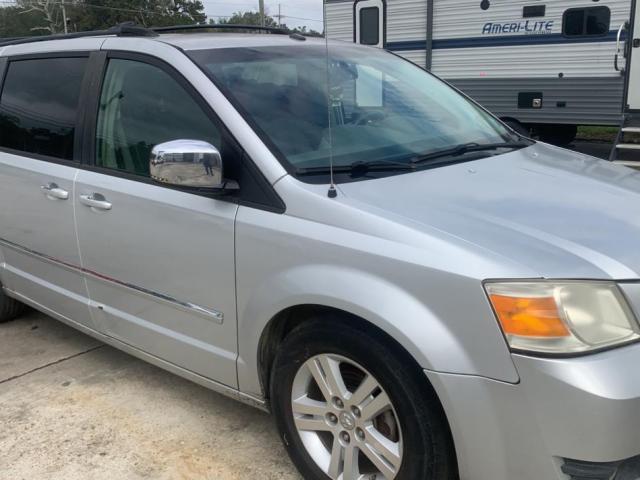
[0,237,224,324]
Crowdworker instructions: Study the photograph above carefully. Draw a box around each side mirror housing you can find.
[150,140,237,193]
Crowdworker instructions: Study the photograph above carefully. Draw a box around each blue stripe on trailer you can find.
[387,30,620,51]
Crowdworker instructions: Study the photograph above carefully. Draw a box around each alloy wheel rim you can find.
[291,353,404,480]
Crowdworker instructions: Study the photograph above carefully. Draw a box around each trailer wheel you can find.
[537,125,578,146]
[502,119,530,137]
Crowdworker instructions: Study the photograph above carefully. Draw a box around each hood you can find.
[337,143,640,280]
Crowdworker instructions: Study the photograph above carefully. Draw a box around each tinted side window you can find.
[360,7,380,45]
[96,58,221,176]
[563,7,610,36]
[0,57,87,161]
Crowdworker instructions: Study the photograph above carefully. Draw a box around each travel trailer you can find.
[325,0,639,146]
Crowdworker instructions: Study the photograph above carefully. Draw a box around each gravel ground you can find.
[0,310,301,480]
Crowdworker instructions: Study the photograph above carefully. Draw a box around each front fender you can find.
[235,201,521,398]
[237,263,475,396]
[237,264,519,398]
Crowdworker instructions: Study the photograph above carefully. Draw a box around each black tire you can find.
[270,317,458,480]
[537,124,578,146]
[0,285,26,323]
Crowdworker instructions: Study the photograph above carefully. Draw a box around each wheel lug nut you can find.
[351,406,361,418]
[340,431,350,444]
[326,413,338,424]
[333,397,344,409]
[356,427,365,441]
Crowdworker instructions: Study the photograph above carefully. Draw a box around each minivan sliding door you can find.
[0,53,97,331]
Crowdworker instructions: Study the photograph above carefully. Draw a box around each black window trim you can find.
[0,51,92,168]
[82,49,285,213]
[562,5,611,39]
[0,57,8,109]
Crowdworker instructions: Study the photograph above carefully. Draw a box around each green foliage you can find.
[0,6,47,38]
[0,2,322,39]
[212,10,323,36]
[70,0,206,30]
[215,10,279,28]
[1,0,207,37]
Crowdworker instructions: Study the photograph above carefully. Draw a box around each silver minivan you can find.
[1,25,640,480]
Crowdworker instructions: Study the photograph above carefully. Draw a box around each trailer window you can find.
[359,7,380,45]
[563,6,610,36]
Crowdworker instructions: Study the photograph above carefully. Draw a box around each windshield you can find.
[189,44,525,182]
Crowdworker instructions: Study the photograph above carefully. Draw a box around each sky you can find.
[202,0,325,30]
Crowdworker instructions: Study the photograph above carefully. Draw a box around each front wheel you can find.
[270,319,458,480]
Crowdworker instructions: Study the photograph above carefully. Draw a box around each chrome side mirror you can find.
[150,140,226,190]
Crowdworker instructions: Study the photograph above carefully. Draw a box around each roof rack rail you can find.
[151,24,288,35]
[0,22,291,49]
[0,22,157,48]
[0,37,26,43]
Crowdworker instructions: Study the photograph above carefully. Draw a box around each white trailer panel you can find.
[628,0,640,110]
[325,0,633,128]
[326,1,354,41]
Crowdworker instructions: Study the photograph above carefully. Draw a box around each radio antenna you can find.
[323,3,337,198]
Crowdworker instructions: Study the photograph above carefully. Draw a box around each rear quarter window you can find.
[0,56,87,161]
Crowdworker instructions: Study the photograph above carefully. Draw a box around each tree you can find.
[215,11,279,28]
[69,0,206,30]
[78,0,207,31]
[0,0,207,37]
[16,0,69,34]
[212,11,323,37]
[0,6,46,37]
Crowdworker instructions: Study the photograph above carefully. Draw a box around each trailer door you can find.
[629,0,640,110]
[355,0,385,48]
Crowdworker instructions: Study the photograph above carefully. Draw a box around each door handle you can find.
[41,182,69,200]
[79,193,112,211]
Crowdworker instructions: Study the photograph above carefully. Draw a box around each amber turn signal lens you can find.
[489,294,570,337]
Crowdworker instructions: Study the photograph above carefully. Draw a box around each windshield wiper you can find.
[295,141,532,177]
[296,160,416,177]
[410,141,532,166]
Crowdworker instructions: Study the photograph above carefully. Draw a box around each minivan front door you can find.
[0,55,95,329]
[74,55,238,387]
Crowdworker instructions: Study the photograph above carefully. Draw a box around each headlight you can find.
[485,281,640,354]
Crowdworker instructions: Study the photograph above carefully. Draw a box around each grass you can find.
[576,126,619,142]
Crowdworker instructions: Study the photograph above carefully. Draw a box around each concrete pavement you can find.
[0,310,301,480]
